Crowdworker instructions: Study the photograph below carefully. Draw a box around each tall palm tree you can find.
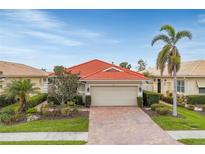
[4,79,39,113]
[151,24,192,116]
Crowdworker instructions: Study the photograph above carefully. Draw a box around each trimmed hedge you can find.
[137,97,143,107]
[0,96,15,108]
[73,95,83,106]
[26,93,48,109]
[155,107,169,115]
[160,95,173,104]
[186,95,205,105]
[85,95,91,107]
[143,90,160,107]
[150,103,165,111]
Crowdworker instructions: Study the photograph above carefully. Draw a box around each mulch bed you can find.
[0,111,89,126]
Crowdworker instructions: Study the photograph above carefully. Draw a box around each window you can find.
[199,88,205,94]
[177,80,185,93]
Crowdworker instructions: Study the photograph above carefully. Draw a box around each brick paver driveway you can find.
[88,107,180,145]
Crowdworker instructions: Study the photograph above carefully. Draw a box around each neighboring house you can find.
[147,60,205,96]
[0,61,48,94]
[60,59,148,106]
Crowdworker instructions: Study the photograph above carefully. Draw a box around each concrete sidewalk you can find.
[167,130,205,140]
[0,132,88,141]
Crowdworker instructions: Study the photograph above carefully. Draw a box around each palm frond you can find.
[151,34,171,46]
[167,47,181,75]
[160,24,176,41]
[175,30,192,44]
[156,44,172,75]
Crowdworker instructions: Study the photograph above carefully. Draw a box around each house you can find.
[147,60,205,96]
[63,59,148,106]
[0,61,48,94]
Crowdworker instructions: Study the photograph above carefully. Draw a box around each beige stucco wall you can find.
[0,77,48,94]
[152,77,205,96]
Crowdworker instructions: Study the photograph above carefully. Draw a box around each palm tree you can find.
[151,24,192,116]
[119,62,132,69]
[4,79,39,113]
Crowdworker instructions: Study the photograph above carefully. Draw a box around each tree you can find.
[53,65,65,75]
[4,79,39,113]
[151,24,192,116]
[49,66,79,105]
[41,68,47,72]
[119,62,132,69]
[137,59,147,71]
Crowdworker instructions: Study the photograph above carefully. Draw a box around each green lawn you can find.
[151,103,205,130]
[0,117,88,132]
[0,140,86,145]
[178,139,205,145]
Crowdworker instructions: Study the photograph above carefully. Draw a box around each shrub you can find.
[202,105,205,111]
[150,103,165,111]
[26,93,48,109]
[160,95,173,104]
[73,95,83,106]
[60,107,70,116]
[155,107,169,115]
[41,105,49,116]
[67,101,76,107]
[26,108,38,114]
[143,90,160,107]
[186,104,195,111]
[0,108,15,124]
[0,113,15,124]
[0,95,16,107]
[137,97,143,107]
[186,95,205,105]
[85,95,91,107]
[47,95,60,105]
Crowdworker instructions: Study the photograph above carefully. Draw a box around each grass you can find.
[151,102,205,130]
[178,139,205,145]
[0,117,88,132]
[0,140,87,145]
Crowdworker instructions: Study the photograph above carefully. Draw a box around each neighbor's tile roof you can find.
[0,61,48,77]
[65,59,147,80]
[147,60,205,77]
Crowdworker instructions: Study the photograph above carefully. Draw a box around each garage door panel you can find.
[91,86,138,106]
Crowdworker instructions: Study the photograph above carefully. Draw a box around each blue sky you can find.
[1,9,205,71]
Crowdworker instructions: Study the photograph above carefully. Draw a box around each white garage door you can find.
[91,86,138,106]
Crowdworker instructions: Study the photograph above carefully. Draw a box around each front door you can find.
[157,79,161,93]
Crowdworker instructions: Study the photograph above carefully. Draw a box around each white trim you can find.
[103,66,123,72]
[90,84,139,87]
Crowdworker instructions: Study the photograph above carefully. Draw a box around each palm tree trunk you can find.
[173,65,177,116]
[18,97,26,113]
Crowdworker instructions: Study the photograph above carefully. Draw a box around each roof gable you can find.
[147,60,205,77]
[0,61,48,77]
[66,59,147,81]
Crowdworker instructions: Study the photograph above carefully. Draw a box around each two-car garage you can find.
[91,86,138,106]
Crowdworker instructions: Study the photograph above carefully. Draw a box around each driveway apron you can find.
[88,107,180,145]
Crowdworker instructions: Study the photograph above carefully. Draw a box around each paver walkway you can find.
[0,132,88,141]
[167,130,205,140]
[88,107,180,145]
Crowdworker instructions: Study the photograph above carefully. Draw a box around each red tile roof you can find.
[66,59,147,81]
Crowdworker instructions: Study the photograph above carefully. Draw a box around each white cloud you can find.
[197,14,205,24]
[3,10,63,28]
[0,46,34,55]
[24,30,82,46]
